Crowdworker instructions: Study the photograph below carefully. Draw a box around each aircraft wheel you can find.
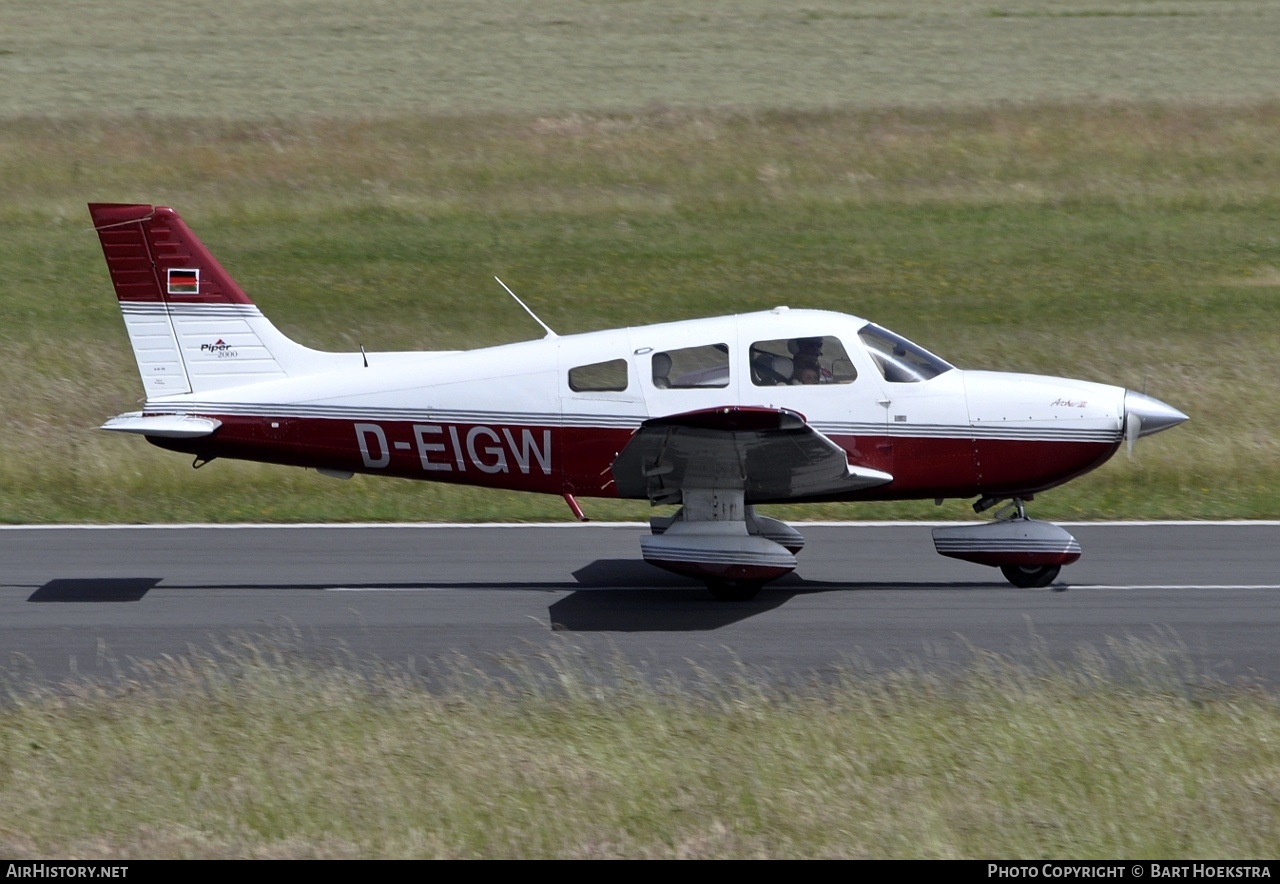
[1000,564,1061,589]
[706,579,764,602]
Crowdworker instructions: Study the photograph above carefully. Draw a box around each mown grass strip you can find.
[5,0,1279,117]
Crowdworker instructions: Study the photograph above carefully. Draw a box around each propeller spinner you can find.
[1124,390,1189,455]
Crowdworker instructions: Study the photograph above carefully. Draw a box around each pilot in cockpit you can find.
[652,352,673,388]
[790,337,825,384]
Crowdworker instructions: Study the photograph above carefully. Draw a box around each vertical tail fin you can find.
[89,203,322,398]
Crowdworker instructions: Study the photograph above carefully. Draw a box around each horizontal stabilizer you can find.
[101,412,222,438]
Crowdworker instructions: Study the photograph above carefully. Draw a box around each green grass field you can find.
[2,103,1278,522]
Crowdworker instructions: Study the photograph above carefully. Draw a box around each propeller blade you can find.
[1125,411,1142,457]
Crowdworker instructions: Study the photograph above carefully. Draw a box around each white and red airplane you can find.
[89,203,1187,599]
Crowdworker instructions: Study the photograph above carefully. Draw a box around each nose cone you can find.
[1124,390,1189,438]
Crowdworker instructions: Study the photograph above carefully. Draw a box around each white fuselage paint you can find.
[134,308,1128,453]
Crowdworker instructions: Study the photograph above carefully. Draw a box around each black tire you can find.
[1000,564,1061,589]
[706,580,764,601]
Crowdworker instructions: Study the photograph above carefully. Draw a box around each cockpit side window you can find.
[652,344,730,389]
[749,336,856,386]
[858,324,953,383]
[568,358,629,392]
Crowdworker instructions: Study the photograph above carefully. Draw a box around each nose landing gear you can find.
[932,496,1081,589]
[999,562,1062,589]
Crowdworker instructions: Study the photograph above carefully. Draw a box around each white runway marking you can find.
[326,587,452,593]
[322,584,1280,593]
[1069,584,1280,591]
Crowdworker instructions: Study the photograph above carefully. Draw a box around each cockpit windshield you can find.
[858,324,953,383]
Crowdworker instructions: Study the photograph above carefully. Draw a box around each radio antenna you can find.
[495,277,557,338]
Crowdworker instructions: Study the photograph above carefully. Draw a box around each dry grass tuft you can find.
[2,639,1278,858]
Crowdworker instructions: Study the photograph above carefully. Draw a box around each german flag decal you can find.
[167,268,199,295]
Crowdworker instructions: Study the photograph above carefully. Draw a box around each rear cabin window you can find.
[749,336,857,386]
[568,358,629,392]
[652,344,730,389]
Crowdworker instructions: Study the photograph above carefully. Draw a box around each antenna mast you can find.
[495,277,557,338]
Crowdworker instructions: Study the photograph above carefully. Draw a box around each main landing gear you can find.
[932,496,1081,589]
[641,491,801,602]
[705,579,767,602]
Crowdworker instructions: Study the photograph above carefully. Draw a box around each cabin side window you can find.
[568,358,629,392]
[749,336,857,386]
[652,344,730,389]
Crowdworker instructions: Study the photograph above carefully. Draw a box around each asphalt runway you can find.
[3,522,1279,688]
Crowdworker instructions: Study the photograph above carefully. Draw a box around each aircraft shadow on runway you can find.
[26,563,1011,636]
[551,560,1012,632]
[569,559,1004,592]
[27,578,162,602]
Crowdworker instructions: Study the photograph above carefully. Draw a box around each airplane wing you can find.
[610,406,893,504]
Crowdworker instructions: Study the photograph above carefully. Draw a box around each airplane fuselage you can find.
[141,307,1126,504]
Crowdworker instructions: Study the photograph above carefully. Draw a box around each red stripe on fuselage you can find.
[145,415,1118,502]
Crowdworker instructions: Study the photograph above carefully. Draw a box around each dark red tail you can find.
[88,203,253,306]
